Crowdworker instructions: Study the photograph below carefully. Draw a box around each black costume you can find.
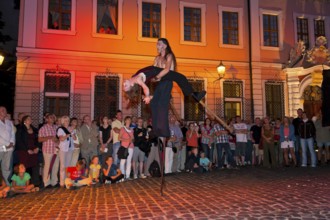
[133,66,205,137]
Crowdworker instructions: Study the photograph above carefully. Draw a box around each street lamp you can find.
[0,54,4,66]
[217,60,226,78]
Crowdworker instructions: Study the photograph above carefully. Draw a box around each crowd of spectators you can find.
[0,106,329,197]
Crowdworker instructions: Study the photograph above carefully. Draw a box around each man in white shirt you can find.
[233,116,248,166]
[0,106,15,185]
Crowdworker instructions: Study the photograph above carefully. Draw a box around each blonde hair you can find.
[60,115,70,125]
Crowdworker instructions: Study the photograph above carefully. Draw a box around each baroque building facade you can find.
[15,0,330,125]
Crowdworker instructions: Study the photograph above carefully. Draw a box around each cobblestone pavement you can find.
[1,166,330,220]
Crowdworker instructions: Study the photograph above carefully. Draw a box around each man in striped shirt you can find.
[38,114,60,188]
[213,121,235,169]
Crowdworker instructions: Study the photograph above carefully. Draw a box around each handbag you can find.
[117,127,132,159]
[117,146,129,159]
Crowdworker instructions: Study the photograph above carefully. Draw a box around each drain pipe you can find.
[247,0,254,120]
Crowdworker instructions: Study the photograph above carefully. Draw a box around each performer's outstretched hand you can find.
[143,96,153,104]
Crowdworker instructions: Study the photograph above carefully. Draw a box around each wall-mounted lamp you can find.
[0,54,4,66]
[217,60,226,77]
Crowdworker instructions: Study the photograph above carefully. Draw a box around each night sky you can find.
[0,0,20,116]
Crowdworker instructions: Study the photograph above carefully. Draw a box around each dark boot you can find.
[192,91,206,102]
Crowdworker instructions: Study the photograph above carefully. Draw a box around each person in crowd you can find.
[80,115,99,166]
[185,147,199,173]
[0,106,16,186]
[262,117,276,168]
[99,116,113,166]
[292,108,303,165]
[186,122,200,154]
[118,116,134,180]
[65,160,91,189]
[280,117,297,167]
[0,173,10,198]
[102,156,124,184]
[130,116,138,129]
[233,116,248,166]
[165,116,183,174]
[214,120,235,169]
[298,112,317,167]
[89,156,101,183]
[38,114,59,188]
[11,163,39,193]
[228,118,237,164]
[15,115,40,186]
[70,117,83,167]
[313,111,330,165]
[144,125,160,177]
[57,116,76,187]
[199,151,211,172]
[112,110,123,166]
[245,119,253,165]
[250,117,262,166]
[15,112,26,129]
[133,117,147,179]
[200,118,214,162]
[38,112,49,129]
[273,118,282,166]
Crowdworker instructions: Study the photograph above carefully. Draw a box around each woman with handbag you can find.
[118,116,134,180]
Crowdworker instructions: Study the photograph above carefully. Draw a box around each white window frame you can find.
[91,72,123,120]
[179,1,206,46]
[137,0,166,42]
[180,78,207,119]
[259,9,283,51]
[92,0,124,39]
[262,80,286,119]
[220,79,245,118]
[39,69,76,117]
[42,0,77,35]
[218,6,244,49]
[293,13,330,48]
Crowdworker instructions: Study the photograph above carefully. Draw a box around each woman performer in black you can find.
[124,38,205,195]
[123,38,206,137]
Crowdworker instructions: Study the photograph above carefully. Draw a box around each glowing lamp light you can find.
[0,54,4,66]
[217,60,226,77]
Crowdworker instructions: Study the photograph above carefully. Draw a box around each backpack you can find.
[149,160,161,178]
[56,126,71,140]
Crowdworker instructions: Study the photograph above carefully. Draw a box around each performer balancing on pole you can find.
[124,38,205,195]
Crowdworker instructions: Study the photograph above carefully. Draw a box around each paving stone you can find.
[1,166,330,219]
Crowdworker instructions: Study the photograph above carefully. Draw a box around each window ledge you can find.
[45,92,70,97]
[261,46,282,51]
[42,29,77,36]
[137,37,158,43]
[220,44,244,49]
[92,33,123,40]
[180,40,206,46]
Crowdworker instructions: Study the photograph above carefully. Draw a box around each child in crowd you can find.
[102,156,124,184]
[199,151,211,172]
[65,160,91,189]
[89,156,101,183]
[0,174,10,198]
[11,164,39,193]
[185,148,199,173]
